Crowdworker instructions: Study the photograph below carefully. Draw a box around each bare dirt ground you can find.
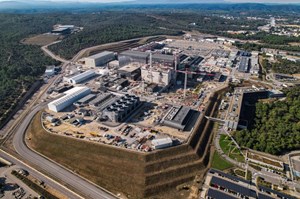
[22,34,62,46]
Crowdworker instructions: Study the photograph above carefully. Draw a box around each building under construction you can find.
[141,64,174,87]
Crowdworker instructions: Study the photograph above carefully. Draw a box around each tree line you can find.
[234,87,300,155]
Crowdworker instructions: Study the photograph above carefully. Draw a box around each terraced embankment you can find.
[27,87,227,199]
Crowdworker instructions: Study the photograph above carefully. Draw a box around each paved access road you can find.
[13,103,117,199]
[5,41,120,199]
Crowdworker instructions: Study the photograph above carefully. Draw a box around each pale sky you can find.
[0,0,299,3]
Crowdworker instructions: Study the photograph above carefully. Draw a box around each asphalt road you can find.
[4,42,118,199]
[4,36,168,199]
[0,151,81,199]
[13,104,117,199]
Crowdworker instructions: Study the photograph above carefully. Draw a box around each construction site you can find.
[27,35,242,198]
[28,84,227,198]
[42,36,234,153]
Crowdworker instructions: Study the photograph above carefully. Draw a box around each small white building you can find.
[48,87,91,112]
[45,66,55,76]
[65,70,96,84]
[85,51,115,67]
[152,137,173,149]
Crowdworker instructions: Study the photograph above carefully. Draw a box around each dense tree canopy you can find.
[234,87,300,155]
[260,58,300,74]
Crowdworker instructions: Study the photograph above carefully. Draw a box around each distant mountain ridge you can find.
[0,0,300,13]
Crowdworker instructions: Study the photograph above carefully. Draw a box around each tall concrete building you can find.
[141,65,173,87]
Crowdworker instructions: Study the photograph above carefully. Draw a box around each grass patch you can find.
[219,134,244,163]
[22,34,62,46]
[234,169,252,181]
[211,151,233,171]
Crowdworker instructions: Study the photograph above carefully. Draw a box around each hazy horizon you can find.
[0,0,300,3]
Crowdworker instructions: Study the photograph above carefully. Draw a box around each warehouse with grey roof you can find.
[162,105,196,130]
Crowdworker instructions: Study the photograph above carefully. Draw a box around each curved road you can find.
[8,41,121,199]
[13,104,117,199]
[6,36,166,199]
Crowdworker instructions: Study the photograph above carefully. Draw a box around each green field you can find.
[219,134,244,162]
[211,151,233,171]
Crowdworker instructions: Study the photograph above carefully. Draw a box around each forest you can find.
[0,6,300,127]
[261,58,300,74]
[234,87,300,155]
[0,14,60,126]
[48,11,265,59]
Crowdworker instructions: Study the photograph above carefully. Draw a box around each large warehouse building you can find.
[85,51,115,67]
[119,50,177,68]
[48,87,91,112]
[65,70,96,84]
[119,50,149,65]
[162,105,194,130]
[152,53,176,67]
[238,57,250,73]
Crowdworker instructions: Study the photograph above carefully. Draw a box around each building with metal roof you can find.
[151,137,173,149]
[45,65,56,76]
[74,94,96,106]
[209,169,253,185]
[48,87,91,112]
[250,51,259,75]
[85,51,115,67]
[89,93,112,107]
[51,27,71,35]
[162,106,195,130]
[152,53,175,66]
[258,186,296,199]
[291,155,300,178]
[238,57,250,73]
[66,70,96,84]
[210,176,257,198]
[119,50,149,64]
[257,193,275,199]
[207,188,237,199]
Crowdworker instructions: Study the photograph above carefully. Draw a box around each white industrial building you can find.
[48,87,91,112]
[141,65,173,86]
[85,51,115,67]
[45,66,55,76]
[152,137,173,149]
[65,70,96,84]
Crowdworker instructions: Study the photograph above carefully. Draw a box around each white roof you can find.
[49,87,90,107]
[152,137,172,146]
[69,70,95,82]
